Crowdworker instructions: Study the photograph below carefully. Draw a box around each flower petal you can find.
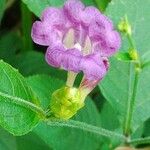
[88,13,114,42]
[64,0,85,25]
[45,44,65,68]
[31,21,60,46]
[89,22,106,43]
[94,30,121,57]
[41,7,66,29]
[80,53,107,80]
[96,14,113,30]
[62,48,82,72]
[81,6,101,26]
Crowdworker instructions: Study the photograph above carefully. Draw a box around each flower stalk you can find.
[124,66,141,137]
[128,136,150,145]
[66,71,77,87]
[120,16,142,138]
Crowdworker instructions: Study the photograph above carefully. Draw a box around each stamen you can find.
[63,28,75,49]
[82,36,92,55]
[74,43,82,51]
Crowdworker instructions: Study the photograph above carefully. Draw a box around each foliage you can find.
[0,0,150,149]
[100,0,150,134]
[0,0,5,22]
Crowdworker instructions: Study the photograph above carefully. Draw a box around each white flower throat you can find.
[63,28,92,55]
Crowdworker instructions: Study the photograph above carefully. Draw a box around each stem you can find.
[46,119,126,141]
[123,26,142,137]
[129,137,150,145]
[66,71,77,87]
[127,34,136,50]
[0,91,46,118]
[21,2,33,51]
[124,67,140,136]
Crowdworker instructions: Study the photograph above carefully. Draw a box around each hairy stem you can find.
[0,91,46,118]
[46,119,126,141]
[127,34,136,50]
[129,136,150,145]
[124,65,140,137]
[123,24,142,138]
[21,2,33,51]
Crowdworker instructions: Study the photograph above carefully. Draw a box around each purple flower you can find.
[31,0,121,83]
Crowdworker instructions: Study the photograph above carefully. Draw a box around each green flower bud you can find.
[50,86,84,120]
[128,48,139,61]
[118,15,132,35]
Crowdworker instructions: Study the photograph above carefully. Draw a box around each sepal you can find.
[50,86,84,120]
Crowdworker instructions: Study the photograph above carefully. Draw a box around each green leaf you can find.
[82,0,96,6]
[0,0,5,22]
[100,101,120,130]
[0,127,54,150]
[106,0,150,56]
[22,0,110,18]
[13,51,67,80]
[141,51,150,68]
[115,52,132,61]
[97,100,122,149]
[34,100,102,150]
[99,0,150,133]
[94,0,110,12]
[27,74,64,109]
[100,57,150,133]
[26,74,102,150]
[143,119,150,137]
[0,32,22,63]
[21,3,33,51]
[22,0,65,17]
[0,128,17,150]
[16,132,52,150]
[100,58,132,123]
[0,60,40,135]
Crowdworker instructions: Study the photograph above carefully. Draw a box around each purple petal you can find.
[89,23,105,42]
[31,0,121,75]
[62,48,82,72]
[41,7,66,29]
[80,53,107,80]
[94,30,121,57]
[88,14,114,42]
[31,21,60,46]
[81,6,101,26]
[96,14,113,30]
[105,30,121,52]
[45,45,65,68]
[64,0,85,25]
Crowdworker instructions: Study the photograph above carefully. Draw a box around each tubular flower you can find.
[31,0,121,119]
